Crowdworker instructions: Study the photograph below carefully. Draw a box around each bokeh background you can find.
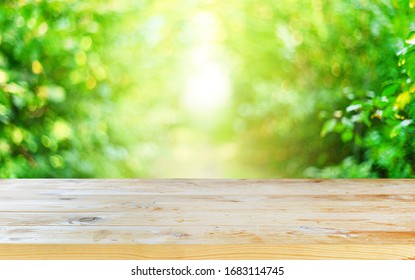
[1,0,415,178]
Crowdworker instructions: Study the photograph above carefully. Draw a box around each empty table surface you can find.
[0,179,414,259]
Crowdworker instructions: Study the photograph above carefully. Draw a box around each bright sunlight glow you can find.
[182,11,231,114]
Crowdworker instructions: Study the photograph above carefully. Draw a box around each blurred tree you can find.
[218,0,415,177]
[0,1,113,177]
[313,0,415,177]
[0,0,194,178]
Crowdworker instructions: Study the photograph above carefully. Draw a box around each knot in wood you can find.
[170,232,191,238]
[69,217,102,224]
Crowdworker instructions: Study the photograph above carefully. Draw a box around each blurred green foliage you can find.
[2,0,415,178]
[0,0,195,178]
[219,0,415,177]
[303,0,415,177]
[0,1,114,177]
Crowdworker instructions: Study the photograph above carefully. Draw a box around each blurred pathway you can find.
[151,9,234,178]
[151,128,229,178]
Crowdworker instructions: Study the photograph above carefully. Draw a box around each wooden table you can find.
[0,179,414,259]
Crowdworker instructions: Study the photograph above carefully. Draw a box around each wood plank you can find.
[0,179,414,259]
[1,225,415,244]
[0,199,414,212]
[0,211,413,229]
[0,244,414,260]
[1,179,415,195]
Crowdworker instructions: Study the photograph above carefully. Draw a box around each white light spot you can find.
[181,11,231,115]
[183,61,230,113]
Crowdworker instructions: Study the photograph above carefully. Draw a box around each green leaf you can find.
[360,110,372,127]
[401,119,412,127]
[382,83,400,96]
[405,31,415,45]
[346,104,362,112]
[390,125,401,138]
[321,119,336,137]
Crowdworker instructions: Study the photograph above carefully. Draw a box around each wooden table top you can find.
[1,179,414,259]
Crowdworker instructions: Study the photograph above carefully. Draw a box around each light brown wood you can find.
[1,244,415,260]
[0,179,414,259]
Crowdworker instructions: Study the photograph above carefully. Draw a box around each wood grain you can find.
[0,179,414,259]
[1,244,415,260]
